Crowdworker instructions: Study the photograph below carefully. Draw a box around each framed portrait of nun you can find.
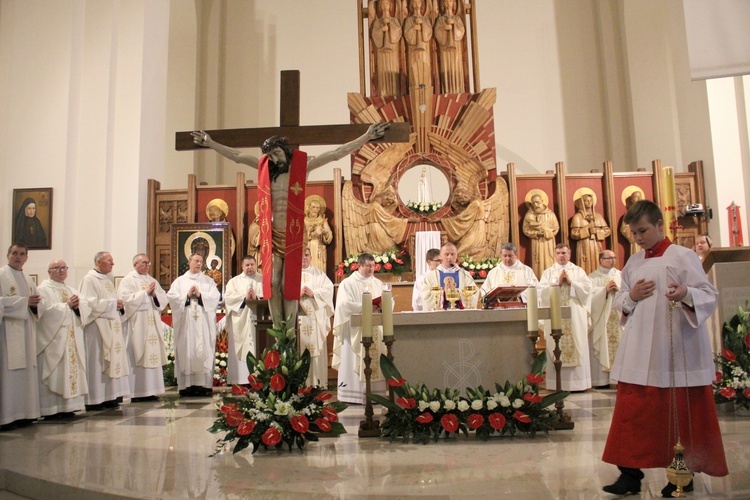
[12,188,53,250]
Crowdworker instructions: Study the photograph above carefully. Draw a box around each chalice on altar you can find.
[462,285,477,309]
[430,286,443,310]
[445,288,460,310]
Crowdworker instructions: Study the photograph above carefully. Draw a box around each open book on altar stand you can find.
[482,286,527,309]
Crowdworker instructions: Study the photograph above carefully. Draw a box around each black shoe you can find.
[131,395,160,402]
[85,404,105,412]
[102,399,119,409]
[178,388,190,397]
[603,467,643,495]
[661,479,694,497]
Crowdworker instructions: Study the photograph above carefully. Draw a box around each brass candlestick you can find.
[383,335,395,403]
[549,327,574,429]
[527,327,540,361]
[358,337,381,437]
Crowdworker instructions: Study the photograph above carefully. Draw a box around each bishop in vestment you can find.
[36,259,89,417]
[540,244,593,391]
[332,253,387,404]
[79,251,130,409]
[299,248,334,388]
[118,254,169,400]
[224,256,263,385]
[168,254,221,396]
[587,250,622,388]
[0,244,41,428]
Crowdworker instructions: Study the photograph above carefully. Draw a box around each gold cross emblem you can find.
[290,182,303,196]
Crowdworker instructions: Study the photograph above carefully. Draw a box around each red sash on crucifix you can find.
[257,151,307,300]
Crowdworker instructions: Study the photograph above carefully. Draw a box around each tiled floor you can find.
[0,388,748,499]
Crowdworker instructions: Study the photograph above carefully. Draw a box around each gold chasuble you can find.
[258,151,307,300]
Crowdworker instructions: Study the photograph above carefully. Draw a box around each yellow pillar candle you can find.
[381,290,394,338]
[361,291,373,339]
[549,285,562,330]
[526,286,538,331]
[661,166,677,241]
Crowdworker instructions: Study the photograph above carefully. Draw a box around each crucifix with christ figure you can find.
[175,70,409,329]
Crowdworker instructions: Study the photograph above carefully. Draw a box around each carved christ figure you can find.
[370,0,402,96]
[192,123,389,328]
[434,0,466,94]
[522,193,559,278]
[570,192,611,275]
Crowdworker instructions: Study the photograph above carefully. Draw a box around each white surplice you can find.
[612,245,717,387]
[332,272,387,404]
[36,279,89,415]
[480,260,538,303]
[420,265,478,311]
[299,265,334,388]
[587,267,622,387]
[224,272,263,385]
[119,270,169,398]
[167,271,221,390]
[0,265,41,424]
[540,262,593,391]
[80,270,130,404]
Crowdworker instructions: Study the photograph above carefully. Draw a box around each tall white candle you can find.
[549,285,562,330]
[361,291,373,339]
[381,290,394,337]
[526,287,538,332]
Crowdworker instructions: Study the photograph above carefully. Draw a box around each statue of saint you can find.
[403,0,434,88]
[522,190,560,279]
[570,188,611,275]
[246,201,262,268]
[619,187,644,257]
[441,185,506,260]
[370,0,403,96]
[206,198,235,257]
[304,195,333,272]
[433,0,466,94]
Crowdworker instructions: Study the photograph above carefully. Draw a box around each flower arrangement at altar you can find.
[459,255,499,279]
[213,329,229,387]
[162,322,177,387]
[209,320,347,454]
[406,200,443,215]
[713,306,750,410]
[336,249,409,277]
[368,353,568,444]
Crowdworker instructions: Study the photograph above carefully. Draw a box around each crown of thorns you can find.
[261,135,289,154]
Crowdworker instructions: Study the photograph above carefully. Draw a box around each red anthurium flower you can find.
[270,374,286,392]
[231,384,249,396]
[220,403,238,414]
[513,411,531,424]
[237,420,255,436]
[440,413,459,433]
[321,406,338,422]
[715,371,723,383]
[315,392,333,402]
[722,349,737,362]
[262,427,282,446]
[248,374,264,391]
[297,386,313,395]
[395,258,404,265]
[467,413,485,430]
[523,393,543,404]
[488,412,506,430]
[290,414,310,434]
[526,373,545,384]
[264,350,280,370]
[336,268,344,277]
[225,411,245,427]
[396,397,417,409]
[469,270,476,278]
[387,377,406,387]
[315,418,332,432]
[720,386,737,399]
[350,263,359,271]
[745,333,750,349]
[416,412,434,424]
[743,389,750,399]
[374,263,382,272]
[479,270,488,278]
[384,262,393,270]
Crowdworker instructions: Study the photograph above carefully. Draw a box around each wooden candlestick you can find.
[358,337,381,437]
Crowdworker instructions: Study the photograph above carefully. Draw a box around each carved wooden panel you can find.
[158,199,189,234]
[156,245,172,289]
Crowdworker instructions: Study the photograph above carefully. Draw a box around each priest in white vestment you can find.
[224,255,263,385]
[332,253,387,404]
[299,248,334,387]
[540,243,593,391]
[118,254,169,401]
[421,242,478,310]
[168,254,221,397]
[0,244,41,429]
[36,259,89,417]
[587,250,622,388]
[411,248,441,311]
[80,251,130,409]
[480,242,538,303]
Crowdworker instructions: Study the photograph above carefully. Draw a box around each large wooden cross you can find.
[175,70,409,150]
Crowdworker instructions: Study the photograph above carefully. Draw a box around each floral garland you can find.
[368,353,568,444]
[213,328,229,387]
[209,320,348,454]
[714,306,750,410]
[406,200,443,215]
[336,249,409,277]
[459,255,499,279]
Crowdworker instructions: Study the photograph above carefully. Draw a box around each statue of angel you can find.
[441,185,507,260]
